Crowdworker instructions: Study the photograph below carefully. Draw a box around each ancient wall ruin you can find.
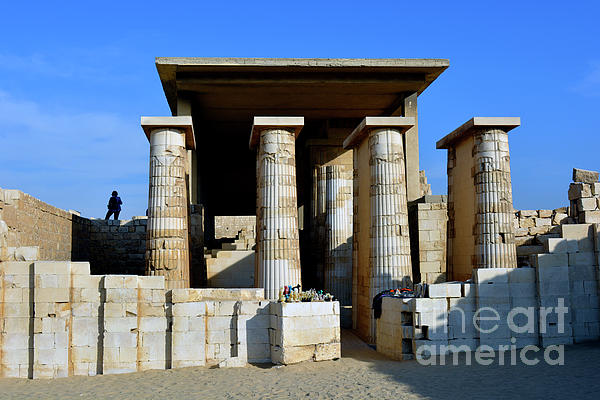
[409,195,448,284]
[0,188,205,277]
[0,261,341,378]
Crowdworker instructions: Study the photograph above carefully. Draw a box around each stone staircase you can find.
[205,228,256,288]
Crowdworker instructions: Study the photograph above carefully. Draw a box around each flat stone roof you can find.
[155,57,449,121]
[436,117,521,149]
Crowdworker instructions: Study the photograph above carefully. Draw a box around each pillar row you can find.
[250,117,304,299]
[141,117,196,289]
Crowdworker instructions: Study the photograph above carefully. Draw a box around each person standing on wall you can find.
[105,190,123,220]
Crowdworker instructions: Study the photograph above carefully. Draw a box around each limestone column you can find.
[436,117,519,280]
[141,116,196,289]
[308,165,328,287]
[250,117,304,299]
[324,164,353,307]
[343,117,415,342]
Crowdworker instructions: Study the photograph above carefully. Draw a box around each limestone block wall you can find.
[377,222,600,359]
[87,218,147,275]
[514,208,569,265]
[0,187,87,262]
[568,170,600,224]
[408,195,448,284]
[0,263,340,379]
[214,216,256,239]
[270,302,341,364]
[0,187,150,275]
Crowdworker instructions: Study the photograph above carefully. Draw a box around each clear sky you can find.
[1,0,599,219]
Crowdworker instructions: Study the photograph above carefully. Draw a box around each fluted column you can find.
[473,128,517,269]
[343,116,415,343]
[436,117,519,279]
[368,128,413,298]
[250,117,304,299]
[311,165,327,287]
[141,117,196,289]
[324,164,353,306]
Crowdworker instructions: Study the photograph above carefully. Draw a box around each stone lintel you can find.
[342,116,415,149]
[249,116,304,149]
[436,117,520,150]
[141,116,196,150]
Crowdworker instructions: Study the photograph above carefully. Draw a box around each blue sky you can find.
[0,0,599,219]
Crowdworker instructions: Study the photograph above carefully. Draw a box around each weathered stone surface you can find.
[569,183,592,200]
[573,168,599,184]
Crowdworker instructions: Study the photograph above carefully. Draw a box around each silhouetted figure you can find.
[105,190,123,220]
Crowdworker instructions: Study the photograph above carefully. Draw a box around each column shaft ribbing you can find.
[324,164,353,306]
[474,128,517,268]
[146,128,190,289]
[255,128,301,299]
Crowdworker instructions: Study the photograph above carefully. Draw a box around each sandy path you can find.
[1,331,599,399]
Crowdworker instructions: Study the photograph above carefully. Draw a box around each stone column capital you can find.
[249,116,304,149]
[141,116,196,150]
[343,116,415,149]
[436,117,520,150]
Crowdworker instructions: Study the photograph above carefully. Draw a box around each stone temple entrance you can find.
[147,57,449,337]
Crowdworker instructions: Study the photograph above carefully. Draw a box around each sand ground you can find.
[1,331,599,400]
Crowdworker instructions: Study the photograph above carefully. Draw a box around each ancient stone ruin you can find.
[1,57,599,378]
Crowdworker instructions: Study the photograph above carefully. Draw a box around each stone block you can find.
[552,213,569,225]
[105,288,137,303]
[562,224,593,241]
[72,275,102,289]
[473,268,511,284]
[477,282,509,297]
[314,342,341,361]
[137,276,165,289]
[70,262,91,275]
[537,266,569,282]
[569,183,592,200]
[462,283,475,297]
[569,252,596,267]
[535,218,552,227]
[172,302,205,317]
[13,246,39,261]
[139,317,168,332]
[580,211,600,224]
[104,317,137,333]
[509,268,536,283]
[534,253,568,268]
[449,297,476,312]
[35,288,69,303]
[508,283,536,298]
[519,210,537,218]
[577,198,598,212]
[34,261,70,275]
[538,209,552,218]
[408,298,447,312]
[544,238,568,254]
[573,168,599,184]
[0,261,33,275]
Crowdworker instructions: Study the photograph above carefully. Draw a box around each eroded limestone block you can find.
[573,168,599,184]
